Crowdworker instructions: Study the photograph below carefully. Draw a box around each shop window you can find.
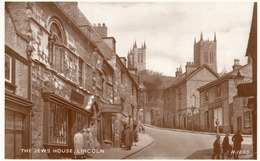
[49,102,68,144]
[5,110,25,159]
[5,54,12,83]
[76,113,87,132]
[244,111,251,128]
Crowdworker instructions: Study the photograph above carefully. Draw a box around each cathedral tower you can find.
[127,40,146,71]
[194,32,217,72]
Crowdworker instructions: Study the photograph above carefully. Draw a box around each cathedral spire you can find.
[214,32,217,42]
[133,40,137,48]
[200,31,203,41]
[194,37,196,45]
[143,41,146,49]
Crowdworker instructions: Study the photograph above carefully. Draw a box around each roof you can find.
[56,2,114,59]
[197,63,252,91]
[165,64,219,90]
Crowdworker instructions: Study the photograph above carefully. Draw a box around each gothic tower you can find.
[127,40,146,71]
[194,32,217,72]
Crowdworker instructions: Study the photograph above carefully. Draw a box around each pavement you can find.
[90,125,253,159]
[91,133,154,159]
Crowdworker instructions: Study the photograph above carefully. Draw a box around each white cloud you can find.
[78,2,253,76]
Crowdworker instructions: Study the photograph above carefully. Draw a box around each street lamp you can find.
[215,118,219,136]
[191,106,195,132]
[191,93,196,132]
[233,70,245,87]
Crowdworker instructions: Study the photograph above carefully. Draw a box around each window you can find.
[204,51,208,63]
[5,110,25,159]
[205,90,209,102]
[78,58,83,86]
[5,110,25,131]
[178,96,182,108]
[5,54,12,83]
[216,85,221,97]
[138,53,140,63]
[76,113,87,132]
[49,102,67,144]
[244,111,251,128]
[210,49,214,63]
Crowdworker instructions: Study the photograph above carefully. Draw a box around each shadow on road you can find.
[186,145,253,160]
[186,148,212,159]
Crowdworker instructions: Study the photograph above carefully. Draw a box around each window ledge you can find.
[5,81,16,90]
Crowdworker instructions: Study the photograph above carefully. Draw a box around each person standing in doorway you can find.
[121,125,127,148]
[212,135,221,159]
[124,126,133,150]
[232,130,244,159]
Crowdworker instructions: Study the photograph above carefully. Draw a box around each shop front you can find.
[5,92,33,159]
[41,92,96,159]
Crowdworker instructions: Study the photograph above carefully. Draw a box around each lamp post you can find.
[215,118,219,136]
[191,106,195,132]
[233,70,245,87]
[190,93,196,132]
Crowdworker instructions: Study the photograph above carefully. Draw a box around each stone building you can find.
[127,40,146,72]
[5,2,139,159]
[163,32,219,129]
[163,64,219,129]
[197,60,252,134]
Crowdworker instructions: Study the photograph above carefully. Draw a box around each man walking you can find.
[232,130,243,159]
[222,133,232,159]
[212,135,221,159]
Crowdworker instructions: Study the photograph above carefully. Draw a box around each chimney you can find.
[93,23,107,38]
[119,57,127,67]
[232,59,242,70]
[185,62,198,75]
[175,67,182,77]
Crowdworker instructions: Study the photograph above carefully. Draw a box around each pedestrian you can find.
[232,130,243,159]
[121,124,127,148]
[222,133,232,159]
[133,129,139,146]
[82,128,94,158]
[73,130,84,159]
[212,135,221,159]
[124,126,134,150]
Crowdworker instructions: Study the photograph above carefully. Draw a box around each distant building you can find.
[197,60,252,134]
[163,64,219,129]
[194,32,217,72]
[127,40,146,72]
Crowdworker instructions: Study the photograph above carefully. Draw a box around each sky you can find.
[78,2,253,76]
[0,2,256,159]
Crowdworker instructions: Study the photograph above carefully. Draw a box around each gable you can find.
[189,67,218,81]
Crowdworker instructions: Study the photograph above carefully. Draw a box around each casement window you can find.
[244,111,251,128]
[49,102,68,144]
[5,54,12,83]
